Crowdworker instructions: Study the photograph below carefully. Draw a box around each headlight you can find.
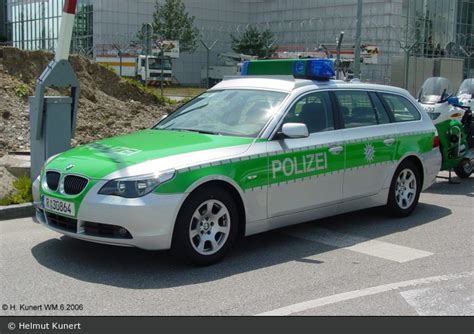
[98,170,176,198]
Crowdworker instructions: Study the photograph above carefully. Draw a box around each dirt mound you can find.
[0,47,177,157]
[0,47,159,105]
[0,166,16,199]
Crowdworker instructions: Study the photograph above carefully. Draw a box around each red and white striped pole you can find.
[55,0,78,61]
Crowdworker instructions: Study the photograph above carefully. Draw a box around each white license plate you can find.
[42,196,75,217]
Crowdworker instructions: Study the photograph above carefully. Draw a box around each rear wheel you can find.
[454,159,473,179]
[172,186,239,266]
[386,160,421,217]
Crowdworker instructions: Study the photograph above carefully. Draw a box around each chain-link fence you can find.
[2,0,472,90]
[192,0,472,93]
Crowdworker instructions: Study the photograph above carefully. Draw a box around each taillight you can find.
[433,132,440,148]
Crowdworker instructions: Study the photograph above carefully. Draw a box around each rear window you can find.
[380,94,421,122]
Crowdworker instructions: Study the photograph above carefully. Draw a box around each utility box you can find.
[435,58,464,90]
[29,59,80,181]
[29,96,74,179]
[391,56,465,97]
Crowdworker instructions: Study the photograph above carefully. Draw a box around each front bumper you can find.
[32,177,186,250]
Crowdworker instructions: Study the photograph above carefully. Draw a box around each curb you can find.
[0,203,35,221]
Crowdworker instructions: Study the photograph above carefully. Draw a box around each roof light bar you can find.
[241,58,336,81]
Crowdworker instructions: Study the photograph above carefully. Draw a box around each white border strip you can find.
[285,228,433,263]
[257,272,474,316]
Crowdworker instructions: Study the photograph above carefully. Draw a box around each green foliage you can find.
[0,175,33,206]
[179,97,193,105]
[15,83,30,99]
[98,62,116,74]
[134,0,199,56]
[231,26,277,58]
[148,0,199,53]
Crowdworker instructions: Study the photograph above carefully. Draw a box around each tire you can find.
[386,160,422,217]
[171,186,239,266]
[454,159,473,179]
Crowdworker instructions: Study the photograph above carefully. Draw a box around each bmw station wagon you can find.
[33,59,441,265]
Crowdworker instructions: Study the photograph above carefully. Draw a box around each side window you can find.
[283,92,335,134]
[369,92,391,125]
[381,94,421,122]
[335,91,378,128]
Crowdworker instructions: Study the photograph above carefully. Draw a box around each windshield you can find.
[418,77,453,104]
[457,79,474,96]
[154,89,288,137]
[141,58,172,70]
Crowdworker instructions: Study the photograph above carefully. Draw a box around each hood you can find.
[45,129,255,179]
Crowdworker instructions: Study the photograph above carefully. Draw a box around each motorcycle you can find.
[457,78,474,110]
[418,77,473,180]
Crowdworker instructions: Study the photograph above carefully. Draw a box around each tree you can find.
[231,26,277,58]
[149,0,199,53]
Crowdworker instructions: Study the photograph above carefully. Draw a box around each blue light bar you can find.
[241,58,335,80]
[240,61,250,76]
[305,59,335,80]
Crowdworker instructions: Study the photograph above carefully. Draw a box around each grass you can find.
[15,83,30,99]
[122,77,179,105]
[0,175,33,206]
[123,77,204,101]
[163,86,206,97]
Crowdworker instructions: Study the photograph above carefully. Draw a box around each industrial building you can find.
[1,0,473,89]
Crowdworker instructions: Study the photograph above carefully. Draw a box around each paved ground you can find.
[0,172,473,316]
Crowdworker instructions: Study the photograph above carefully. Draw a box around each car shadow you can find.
[31,201,452,290]
[423,176,473,196]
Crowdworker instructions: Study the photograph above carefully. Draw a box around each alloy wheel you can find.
[395,168,417,209]
[189,199,231,256]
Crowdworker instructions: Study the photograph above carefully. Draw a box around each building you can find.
[2,0,473,86]
[0,0,7,42]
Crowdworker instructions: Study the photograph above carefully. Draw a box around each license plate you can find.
[42,196,75,217]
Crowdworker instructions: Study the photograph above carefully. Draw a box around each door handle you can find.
[329,146,344,155]
[384,138,396,146]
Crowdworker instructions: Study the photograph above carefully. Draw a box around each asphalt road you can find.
[0,172,473,316]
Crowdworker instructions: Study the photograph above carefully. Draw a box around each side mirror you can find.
[281,123,309,139]
[448,97,460,106]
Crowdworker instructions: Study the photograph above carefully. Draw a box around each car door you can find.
[267,91,345,218]
[334,90,398,201]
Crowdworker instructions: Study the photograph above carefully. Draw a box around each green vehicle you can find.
[418,77,473,180]
[33,59,441,265]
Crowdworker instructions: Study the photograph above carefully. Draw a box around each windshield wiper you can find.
[174,128,222,135]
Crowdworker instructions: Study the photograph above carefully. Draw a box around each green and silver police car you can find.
[33,59,441,265]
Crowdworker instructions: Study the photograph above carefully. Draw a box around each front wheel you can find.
[171,186,239,266]
[454,159,473,179]
[386,161,421,217]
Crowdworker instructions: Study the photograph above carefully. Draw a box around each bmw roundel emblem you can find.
[66,164,75,171]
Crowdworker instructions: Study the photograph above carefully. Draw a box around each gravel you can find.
[0,47,177,158]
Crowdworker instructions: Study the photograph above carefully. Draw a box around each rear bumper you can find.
[422,148,442,190]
